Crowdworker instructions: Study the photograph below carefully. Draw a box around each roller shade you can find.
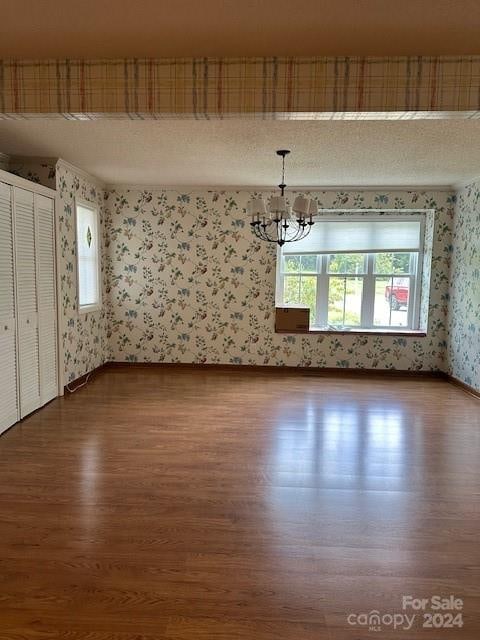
[283,217,423,254]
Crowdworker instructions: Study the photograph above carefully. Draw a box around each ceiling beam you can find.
[1,57,480,120]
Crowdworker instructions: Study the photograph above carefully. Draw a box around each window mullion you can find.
[410,252,421,330]
[361,254,375,328]
[407,274,415,329]
[317,254,329,327]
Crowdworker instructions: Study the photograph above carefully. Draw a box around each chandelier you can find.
[248,150,317,246]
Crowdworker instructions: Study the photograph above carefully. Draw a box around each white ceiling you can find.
[1,119,480,187]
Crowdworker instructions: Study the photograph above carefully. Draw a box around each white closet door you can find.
[35,194,58,404]
[0,182,19,433]
[14,186,41,418]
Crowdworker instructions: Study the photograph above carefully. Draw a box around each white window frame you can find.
[276,214,425,331]
[75,198,102,315]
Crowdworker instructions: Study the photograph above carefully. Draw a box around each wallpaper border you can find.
[1,56,480,118]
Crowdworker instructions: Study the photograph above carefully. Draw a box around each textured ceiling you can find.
[0,0,479,57]
[1,120,480,187]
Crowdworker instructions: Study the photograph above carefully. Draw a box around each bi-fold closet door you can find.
[0,182,18,431]
[14,187,41,417]
[0,178,58,435]
[35,194,58,406]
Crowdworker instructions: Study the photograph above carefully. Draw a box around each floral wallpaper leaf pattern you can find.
[104,188,454,373]
[8,158,57,189]
[56,164,108,382]
[447,180,480,391]
[8,159,477,391]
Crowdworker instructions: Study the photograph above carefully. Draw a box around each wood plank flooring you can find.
[0,366,479,639]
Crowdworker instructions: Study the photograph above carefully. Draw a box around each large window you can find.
[75,200,101,314]
[277,215,425,331]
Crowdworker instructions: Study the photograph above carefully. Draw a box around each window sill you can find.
[275,328,427,337]
[78,304,102,315]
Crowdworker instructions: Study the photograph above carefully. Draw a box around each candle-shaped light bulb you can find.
[247,201,254,223]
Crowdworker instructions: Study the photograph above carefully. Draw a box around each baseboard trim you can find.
[445,374,480,399]
[64,362,479,398]
[64,363,107,394]
[105,361,445,379]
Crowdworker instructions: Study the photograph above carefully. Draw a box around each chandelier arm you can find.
[250,224,261,238]
[275,221,285,244]
[253,222,310,244]
[250,219,313,245]
[293,223,309,241]
[283,221,311,243]
[256,224,281,243]
[256,227,270,242]
[288,223,300,241]
[275,219,281,245]
[262,231,276,242]
[252,225,269,242]
[285,222,304,242]
[303,224,313,239]
[296,221,311,240]
[264,224,278,242]
[259,225,278,243]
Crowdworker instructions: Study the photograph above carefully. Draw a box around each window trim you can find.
[75,197,102,315]
[276,213,425,332]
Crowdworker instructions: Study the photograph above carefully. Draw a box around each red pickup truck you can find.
[385,280,409,310]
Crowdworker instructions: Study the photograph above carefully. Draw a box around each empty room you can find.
[0,1,479,639]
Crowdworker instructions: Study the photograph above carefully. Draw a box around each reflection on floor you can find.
[0,366,479,639]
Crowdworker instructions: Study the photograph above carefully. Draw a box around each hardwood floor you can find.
[1,366,479,639]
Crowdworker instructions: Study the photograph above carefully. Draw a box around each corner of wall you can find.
[447,180,480,393]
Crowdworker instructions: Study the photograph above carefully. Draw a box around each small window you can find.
[75,200,101,314]
[277,215,426,332]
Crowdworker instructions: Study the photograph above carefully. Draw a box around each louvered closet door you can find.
[35,194,58,404]
[14,187,41,418]
[0,182,19,433]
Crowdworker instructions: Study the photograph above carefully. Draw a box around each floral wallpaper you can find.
[0,152,9,171]
[104,188,454,371]
[56,163,108,383]
[6,154,476,385]
[447,180,480,392]
[8,157,57,190]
